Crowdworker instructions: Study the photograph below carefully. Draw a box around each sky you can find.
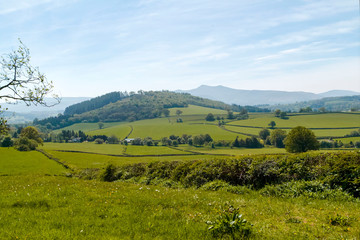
[0,0,359,97]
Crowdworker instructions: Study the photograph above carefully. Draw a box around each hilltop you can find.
[36,91,268,130]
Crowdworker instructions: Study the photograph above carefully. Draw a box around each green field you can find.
[230,113,360,129]
[0,148,359,239]
[53,107,360,144]
[0,148,66,176]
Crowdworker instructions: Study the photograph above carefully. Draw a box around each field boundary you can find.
[54,149,201,158]
[167,146,235,156]
[123,125,133,140]
[36,149,73,171]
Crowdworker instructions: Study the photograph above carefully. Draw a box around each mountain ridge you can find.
[177,85,360,106]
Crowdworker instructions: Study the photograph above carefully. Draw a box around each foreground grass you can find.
[1,175,359,239]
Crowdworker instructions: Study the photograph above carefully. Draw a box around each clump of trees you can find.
[232,136,263,148]
[14,126,43,151]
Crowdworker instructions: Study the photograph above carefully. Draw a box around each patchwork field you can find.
[55,108,360,142]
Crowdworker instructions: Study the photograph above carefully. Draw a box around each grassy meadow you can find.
[1,148,360,239]
[1,106,360,239]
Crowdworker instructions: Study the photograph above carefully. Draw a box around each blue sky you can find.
[1,0,359,97]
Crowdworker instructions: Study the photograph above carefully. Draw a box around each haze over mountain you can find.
[178,85,360,106]
[2,97,90,123]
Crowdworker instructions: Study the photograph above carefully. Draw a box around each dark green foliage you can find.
[269,129,286,148]
[259,128,270,140]
[207,204,253,239]
[15,127,43,151]
[99,164,117,182]
[100,152,360,198]
[205,113,215,121]
[285,126,319,153]
[107,135,120,144]
[64,91,127,115]
[1,136,13,147]
[268,121,276,129]
[192,134,213,146]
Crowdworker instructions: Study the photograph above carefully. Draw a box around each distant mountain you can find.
[178,85,360,106]
[318,90,360,98]
[263,95,360,112]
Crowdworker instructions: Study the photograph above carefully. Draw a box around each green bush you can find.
[99,164,117,182]
[207,204,253,239]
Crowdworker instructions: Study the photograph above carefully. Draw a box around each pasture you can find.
[53,108,360,143]
[0,167,359,239]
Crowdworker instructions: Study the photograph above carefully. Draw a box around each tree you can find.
[1,39,59,133]
[176,110,183,116]
[284,126,320,153]
[269,129,287,148]
[227,110,235,119]
[107,135,120,144]
[14,126,43,151]
[268,121,276,129]
[280,111,288,119]
[1,136,13,147]
[258,128,270,140]
[274,109,281,117]
[98,122,104,129]
[205,113,215,121]
[162,109,170,117]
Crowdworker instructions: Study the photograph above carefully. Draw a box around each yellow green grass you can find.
[230,113,360,129]
[45,150,216,169]
[0,148,66,176]
[0,175,359,239]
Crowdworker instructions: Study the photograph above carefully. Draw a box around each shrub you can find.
[94,138,104,144]
[99,164,117,182]
[207,204,253,239]
[1,136,13,147]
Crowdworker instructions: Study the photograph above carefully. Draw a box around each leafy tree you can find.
[14,126,43,151]
[0,39,59,133]
[176,109,183,116]
[232,136,240,147]
[107,135,120,144]
[280,112,288,119]
[269,129,287,148]
[268,121,276,129]
[284,126,320,153]
[227,110,235,119]
[98,122,104,129]
[162,109,170,117]
[259,128,270,140]
[205,113,215,121]
[1,136,13,147]
[274,109,281,117]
